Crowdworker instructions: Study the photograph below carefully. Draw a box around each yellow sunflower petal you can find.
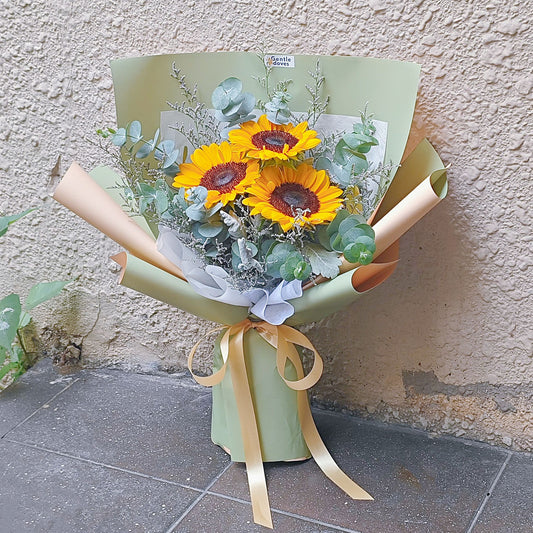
[173,141,259,207]
[228,114,321,162]
[244,163,343,232]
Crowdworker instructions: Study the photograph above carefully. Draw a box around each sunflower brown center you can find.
[269,183,320,216]
[200,162,247,193]
[251,131,299,153]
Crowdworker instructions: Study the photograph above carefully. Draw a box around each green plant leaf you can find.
[154,190,169,215]
[303,244,342,278]
[0,294,21,351]
[212,86,230,110]
[18,310,31,329]
[25,281,70,311]
[0,345,6,366]
[198,222,224,238]
[0,361,21,381]
[326,210,351,238]
[111,127,127,146]
[128,120,142,143]
[343,242,374,265]
[0,208,35,238]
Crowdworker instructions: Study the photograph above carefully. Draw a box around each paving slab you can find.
[211,409,508,533]
[171,493,358,533]
[0,358,75,437]
[473,452,533,533]
[0,438,199,533]
[6,368,230,490]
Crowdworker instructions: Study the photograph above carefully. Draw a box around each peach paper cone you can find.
[54,162,185,280]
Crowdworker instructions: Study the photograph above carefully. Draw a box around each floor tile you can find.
[6,369,230,489]
[0,439,199,533]
[473,452,533,533]
[172,493,356,533]
[211,409,508,533]
[0,359,74,437]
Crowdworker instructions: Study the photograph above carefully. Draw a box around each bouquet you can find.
[54,52,447,528]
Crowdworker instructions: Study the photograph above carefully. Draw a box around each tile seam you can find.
[205,489,362,533]
[465,451,513,533]
[0,377,81,439]
[2,437,213,493]
[165,461,233,533]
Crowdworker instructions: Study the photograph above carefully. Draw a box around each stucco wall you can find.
[1,0,531,450]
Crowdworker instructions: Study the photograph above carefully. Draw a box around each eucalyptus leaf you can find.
[238,92,255,114]
[154,190,169,215]
[198,222,224,238]
[111,128,127,146]
[326,210,351,238]
[354,235,376,252]
[344,242,374,265]
[220,77,242,99]
[135,142,153,159]
[163,149,180,169]
[222,97,244,116]
[155,140,175,160]
[314,156,332,173]
[137,182,155,196]
[212,86,230,110]
[185,205,206,222]
[128,120,142,143]
[162,163,180,177]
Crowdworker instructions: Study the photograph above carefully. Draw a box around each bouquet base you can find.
[211,328,311,463]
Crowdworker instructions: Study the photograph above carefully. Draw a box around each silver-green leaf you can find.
[304,244,342,279]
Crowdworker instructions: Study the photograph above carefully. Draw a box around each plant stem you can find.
[16,329,30,368]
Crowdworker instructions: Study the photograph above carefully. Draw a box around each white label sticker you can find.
[264,54,295,68]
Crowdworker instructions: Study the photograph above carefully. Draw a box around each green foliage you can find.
[0,210,70,388]
[168,64,220,147]
[0,281,70,388]
[332,110,378,187]
[0,294,21,353]
[304,61,330,129]
[25,281,71,311]
[265,82,293,125]
[265,242,311,281]
[212,77,256,128]
[327,210,375,265]
[0,208,35,238]
[98,121,179,177]
[302,243,342,279]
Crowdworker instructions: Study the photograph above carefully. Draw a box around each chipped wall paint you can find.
[1,0,531,450]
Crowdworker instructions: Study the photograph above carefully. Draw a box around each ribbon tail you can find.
[297,390,373,500]
[229,327,274,528]
[284,346,374,501]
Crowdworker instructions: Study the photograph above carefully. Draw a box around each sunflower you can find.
[173,142,260,208]
[243,163,343,232]
[228,114,321,161]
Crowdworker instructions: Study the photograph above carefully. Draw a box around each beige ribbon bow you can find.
[188,319,373,529]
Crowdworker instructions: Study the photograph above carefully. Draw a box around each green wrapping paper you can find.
[211,329,309,462]
[110,52,420,171]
